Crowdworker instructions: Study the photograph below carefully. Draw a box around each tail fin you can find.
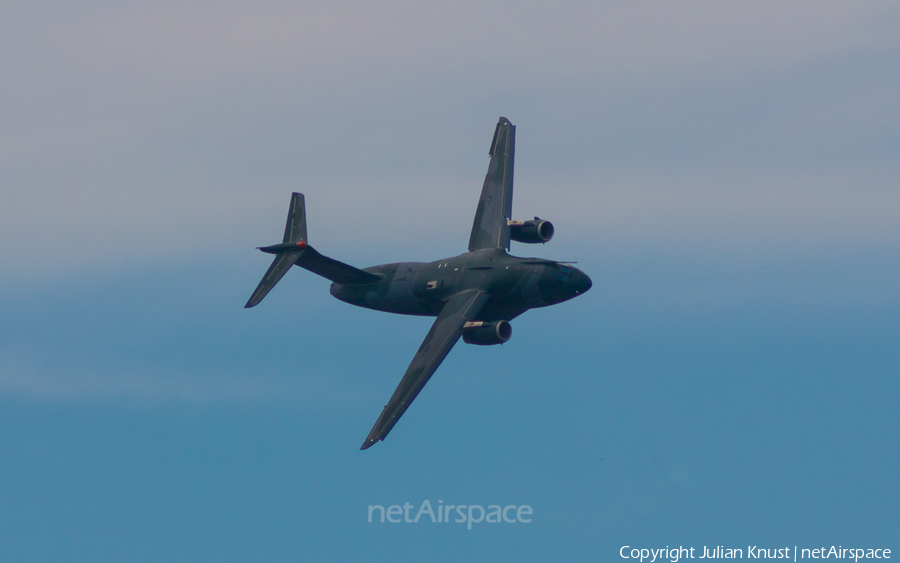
[244,193,380,308]
[244,193,308,308]
[282,192,307,244]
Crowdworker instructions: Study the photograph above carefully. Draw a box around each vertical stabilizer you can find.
[283,192,308,244]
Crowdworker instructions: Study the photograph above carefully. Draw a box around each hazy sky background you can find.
[2,2,898,561]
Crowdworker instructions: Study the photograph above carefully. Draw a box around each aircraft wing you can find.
[468,117,516,251]
[361,289,490,449]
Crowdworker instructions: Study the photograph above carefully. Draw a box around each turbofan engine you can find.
[508,218,554,244]
[462,321,512,346]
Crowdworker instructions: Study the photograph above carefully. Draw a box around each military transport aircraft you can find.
[245,117,591,450]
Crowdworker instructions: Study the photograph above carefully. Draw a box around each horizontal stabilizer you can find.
[245,250,302,308]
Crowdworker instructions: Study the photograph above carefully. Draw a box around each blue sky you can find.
[2,2,898,561]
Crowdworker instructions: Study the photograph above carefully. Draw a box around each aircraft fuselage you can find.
[330,248,591,321]
[245,117,594,449]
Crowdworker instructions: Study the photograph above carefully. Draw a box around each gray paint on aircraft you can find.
[245,117,592,449]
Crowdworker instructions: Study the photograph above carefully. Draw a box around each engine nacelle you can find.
[508,218,554,244]
[462,320,512,346]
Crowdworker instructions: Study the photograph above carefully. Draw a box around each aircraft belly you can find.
[412,258,463,302]
[520,266,546,308]
[364,277,436,316]
[330,262,439,316]
[473,299,529,322]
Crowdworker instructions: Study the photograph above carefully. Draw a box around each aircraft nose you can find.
[571,269,592,295]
